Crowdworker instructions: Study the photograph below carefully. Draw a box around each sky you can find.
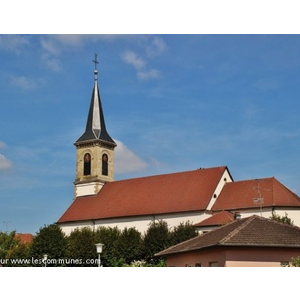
[1,34,300,234]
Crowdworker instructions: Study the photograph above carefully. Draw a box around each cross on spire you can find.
[93,53,99,71]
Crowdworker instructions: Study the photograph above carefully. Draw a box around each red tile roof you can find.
[58,166,228,223]
[156,215,300,256]
[15,233,34,244]
[194,211,234,227]
[212,177,300,211]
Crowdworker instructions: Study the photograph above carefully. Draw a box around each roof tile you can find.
[194,211,234,227]
[156,215,300,256]
[212,177,300,211]
[58,166,227,223]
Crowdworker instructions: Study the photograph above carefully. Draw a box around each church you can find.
[57,58,300,235]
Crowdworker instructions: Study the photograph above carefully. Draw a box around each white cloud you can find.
[54,34,132,46]
[39,37,63,72]
[41,53,62,72]
[121,36,166,80]
[10,75,37,90]
[146,37,166,56]
[121,50,161,80]
[137,69,161,80]
[55,34,87,46]
[0,141,7,149]
[0,154,12,171]
[121,50,146,69]
[150,157,164,168]
[114,139,148,174]
[40,38,61,56]
[38,35,120,71]
[0,35,30,54]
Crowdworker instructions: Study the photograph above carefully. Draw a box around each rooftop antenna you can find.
[253,179,269,217]
[3,221,12,233]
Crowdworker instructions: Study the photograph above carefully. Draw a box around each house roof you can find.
[212,177,300,211]
[194,211,234,228]
[156,215,300,256]
[15,233,34,244]
[57,166,228,224]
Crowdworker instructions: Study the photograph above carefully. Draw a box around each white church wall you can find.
[59,211,211,236]
[206,168,233,210]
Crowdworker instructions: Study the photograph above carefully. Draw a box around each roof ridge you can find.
[110,166,228,183]
[219,215,257,244]
[232,177,275,184]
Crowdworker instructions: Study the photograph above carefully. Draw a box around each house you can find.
[57,57,300,236]
[212,177,300,225]
[15,233,34,244]
[194,177,300,233]
[155,215,300,267]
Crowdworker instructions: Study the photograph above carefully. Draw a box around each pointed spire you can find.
[76,54,116,146]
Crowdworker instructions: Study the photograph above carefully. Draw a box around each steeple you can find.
[75,54,116,147]
[74,54,117,197]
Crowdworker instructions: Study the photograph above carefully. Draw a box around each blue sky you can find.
[1,34,300,234]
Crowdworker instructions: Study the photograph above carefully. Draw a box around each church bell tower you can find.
[74,54,117,197]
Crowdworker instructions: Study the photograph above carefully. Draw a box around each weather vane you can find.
[93,53,99,71]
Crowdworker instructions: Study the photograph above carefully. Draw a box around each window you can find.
[102,154,108,176]
[195,263,202,267]
[83,153,91,175]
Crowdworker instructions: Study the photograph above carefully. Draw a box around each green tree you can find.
[270,212,294,225]
[95,226,121,267]
[30,224,67,267]
[142,220,170,264]
[0,231,19,262]
[67,227,97,267]
[115,227,143,264]
[169,221,198,246]
[6,242,31,267]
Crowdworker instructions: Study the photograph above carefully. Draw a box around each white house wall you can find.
[229,208,300,227]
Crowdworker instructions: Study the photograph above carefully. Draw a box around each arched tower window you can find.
[102,154,108,176]
[84,153,91,176]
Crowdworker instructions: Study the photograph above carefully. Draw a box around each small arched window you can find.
[83,153,91,176]
[102,154,108,176]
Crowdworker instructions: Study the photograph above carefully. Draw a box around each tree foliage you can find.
[1,220,198,267]
[95,226,121,266]
[142,220,171,264]
[169,221,198,245]
[270,212,294,226]
[30,224,67,266]
[115,227,143,264]
[6,242,31,267]
[0,231,19,262]
[67,227,97,267]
